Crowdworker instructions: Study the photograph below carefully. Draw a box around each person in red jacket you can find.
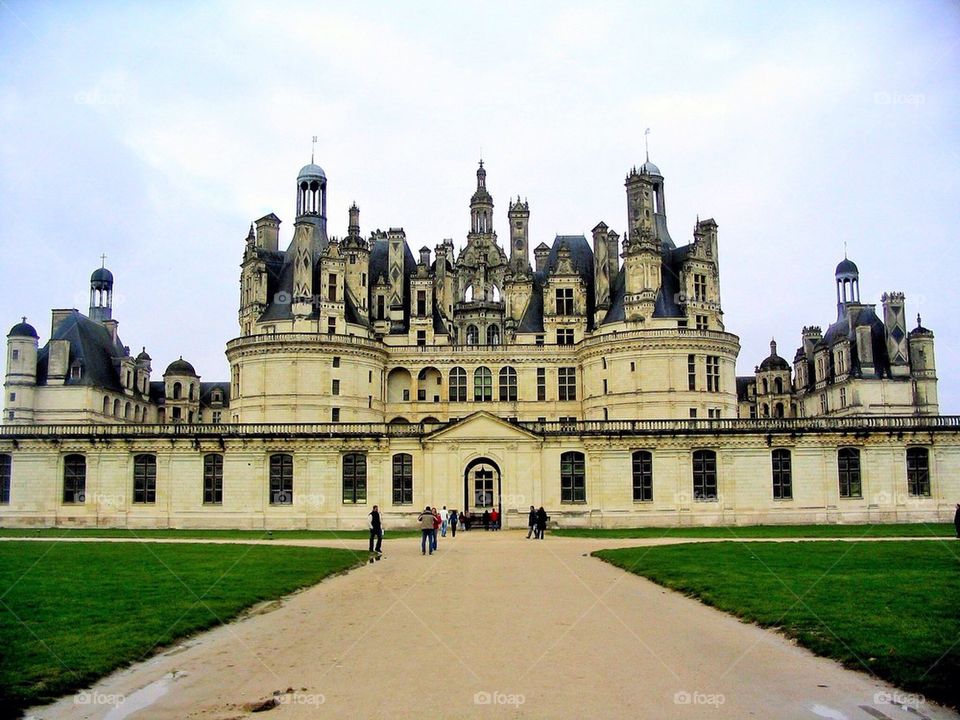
[490,507,500,530]
[431,507,441,551]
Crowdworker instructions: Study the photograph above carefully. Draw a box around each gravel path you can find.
[23,531,958,720]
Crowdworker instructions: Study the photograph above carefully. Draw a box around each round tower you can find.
[89,264,114,323]
[908,315,938,414]
[835,257,860,317]
[5,318,39,423]
[163,357,200,424]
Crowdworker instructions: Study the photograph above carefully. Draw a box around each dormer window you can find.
[71,363,83,381]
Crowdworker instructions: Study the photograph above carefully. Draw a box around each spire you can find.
[311,135,317,164]
[477,159,486,189]
[644,128,651,162]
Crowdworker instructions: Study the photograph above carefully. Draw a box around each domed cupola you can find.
[164,357,198,377]
[8,318,38,339]
[89,260,114,323]
[835,255,860,318]
[296,162,327,220]
[759,339,790,371]
[470,160,494,234]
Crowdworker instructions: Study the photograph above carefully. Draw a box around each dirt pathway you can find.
[23,532,957,720]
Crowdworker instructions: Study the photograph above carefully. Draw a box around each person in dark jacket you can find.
[955,503,960,538]
[536,506,548,539]
[449,510,459,537]
[417,505,436,555]
[482,509,491,530]
[368,505,383,555]
[526,505,538,539]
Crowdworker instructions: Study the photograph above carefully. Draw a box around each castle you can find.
[0,156,954,529]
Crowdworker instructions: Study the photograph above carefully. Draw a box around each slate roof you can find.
[367,236,417,333]
[35,311,129,394]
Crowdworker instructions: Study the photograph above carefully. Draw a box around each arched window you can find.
[560,451,586,503]
[474,367,492,402]
[761,378,768,394]
[392,453,413,505]
[134,406,141,422]
[774,402,784,418]
[772,448,792,500]
[102,396,110,415]
[189,384,195,400]
[906,447,930,497]
[133,454,157,503]
[632,450,653,502]
[124,402,132,420]
[692,449,718,501]
[343,453,367,504]
[486,325,501,346]
[466,325,479,345]
[173,382,182,400]
[203,454,223,504]
[838,448,861,498]
[762,403,770,417]
[63,454,86,503]
[113,399,121,417]
[498,367,517,402]
[0,454,10,504]
[269,453,293,505]
[774,377,783,394]
[448,367,467,402]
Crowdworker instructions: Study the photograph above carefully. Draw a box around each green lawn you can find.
[555,522,953,539]
[596,540,960,709]
[0,541,364,714]
[0,527,417,540]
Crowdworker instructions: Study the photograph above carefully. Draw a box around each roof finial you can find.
[644,127,651,162]
[100,253,107,268]
[917,313,922,328]
[21,316,27,324]
[843,240,847,259]
[311,135,318,164]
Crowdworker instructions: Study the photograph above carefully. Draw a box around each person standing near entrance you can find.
[449,510,458,537]
[368,505,383,555]
[526,506,537,539]
[418,505,436,555]
[482,509,490,531]
[490,507,500,530]
[441,505,449,537]
[536,506,548,539]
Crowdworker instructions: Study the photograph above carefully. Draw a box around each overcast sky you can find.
[1,1,957,412]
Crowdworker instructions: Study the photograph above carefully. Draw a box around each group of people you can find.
[367,504,551,557]
[526,505,549,539]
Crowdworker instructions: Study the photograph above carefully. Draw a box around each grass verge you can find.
[595,540,960,709]
[0,527,417,540]
[555,522,953,539]
[0,541,364,714]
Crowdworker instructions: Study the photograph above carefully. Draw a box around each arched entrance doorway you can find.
[463,457,502,526]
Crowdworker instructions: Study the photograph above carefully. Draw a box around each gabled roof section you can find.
[36,311,127,392]
[423,411,541,443]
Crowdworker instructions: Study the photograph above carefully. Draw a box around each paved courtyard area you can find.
[25,532,958,720]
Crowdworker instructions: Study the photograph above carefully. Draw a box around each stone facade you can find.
[1,154,953,529]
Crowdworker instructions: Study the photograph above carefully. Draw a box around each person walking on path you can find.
[441,506,449,537]
[368,505,383,555]
[526,505,538,539]
[449,510,458,537]
[462,510,470,531]
[482,509,491,531]
[431,507,441,551]
[536,506,548,540]
[490,507,500,530]
[418,505,436,555]
[955,503,960,538]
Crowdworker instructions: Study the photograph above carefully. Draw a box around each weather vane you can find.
[100,253,107,268]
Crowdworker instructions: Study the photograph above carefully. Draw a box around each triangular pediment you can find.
[424,412,540,443]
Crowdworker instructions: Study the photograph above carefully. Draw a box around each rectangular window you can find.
[556,288,574,315]
[333,356,341,368]
[342,453,367,504]
[327,273,337,302]
[689,408,697,418]
[8,393,14,402]
[839,387,847,408]
[537,368,546,401]
[0,454,10,504]
[392,453,413,505]
[332,379,340,395]
[560,451,586,503]
[772,449,792,500]
[558,367,577,401]
[212,410,221,424]
[332,407,340,422]
[696,314,708,330]
[556,329,574,346]
[327,317,336,335]
[11,349,18,360]
[63,454,86,503]
[632,451,653,502]
[402,389,410,402]
[377,295,385,320]
[838,448,862,499]
[269,453,293,504]
[203,454,223,504]
[906,447,930,497]
[692,450,717,501]
[417,290,426,317]
[820,393,828,414]
[417,330,426,346]
[688,354,696,391]
[603,379,608,394]
[535,334,544,346]
[133,454,157,504]
[706,356,720,392]
[694,274,707,302]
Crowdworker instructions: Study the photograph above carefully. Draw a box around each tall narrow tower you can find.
[507,197,530,272]
[89,264,114,323]
[470,160,494,237]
